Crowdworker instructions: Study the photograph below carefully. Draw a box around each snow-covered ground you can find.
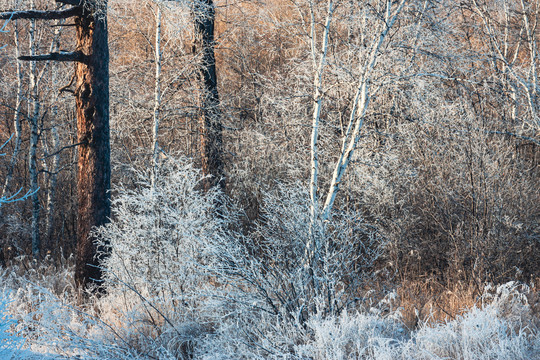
[1,282,538,359]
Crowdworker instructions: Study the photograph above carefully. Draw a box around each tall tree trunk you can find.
[74,1,111,288]
[194,0,224,191]
[29,16,41,259]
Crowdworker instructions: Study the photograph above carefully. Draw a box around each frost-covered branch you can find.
[0,135,37,208]
[321,0,408,220]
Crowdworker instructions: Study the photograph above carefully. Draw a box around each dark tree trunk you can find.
[74,2,111,288]
[194,0,224,191]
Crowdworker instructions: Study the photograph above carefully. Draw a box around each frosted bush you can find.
[193,182,384,357]
[94,157,233,357]
[0,293,22,359]
[407,282,539,360]
[294,311,406,360]
[96,157,227,302]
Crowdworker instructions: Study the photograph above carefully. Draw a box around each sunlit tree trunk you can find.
[305,0,335,284]
[74,1,111,288]
[43,122,61,250]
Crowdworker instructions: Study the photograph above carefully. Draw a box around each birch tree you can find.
[470,0,539,131]
[151,1,162,188]
[303,0,409,270]
[0,16,22,214]
[28,8,41,258]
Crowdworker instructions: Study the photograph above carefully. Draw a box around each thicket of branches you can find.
[0,0,538,357]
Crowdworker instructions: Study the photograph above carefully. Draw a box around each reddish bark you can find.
[73,3,110,288]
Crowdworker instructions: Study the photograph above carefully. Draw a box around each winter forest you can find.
[0,0,538,358]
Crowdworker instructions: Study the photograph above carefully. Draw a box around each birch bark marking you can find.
[74,2,111,288]
[306,0,334,268]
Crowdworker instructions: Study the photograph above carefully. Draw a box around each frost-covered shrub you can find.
[206,182,381,321]
[0,293,22,359]
[94,157,232,357]
[193,183,383,357]
[96,157,226,299]
[407,282,539,360]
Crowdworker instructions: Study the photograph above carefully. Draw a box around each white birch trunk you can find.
[44,122,60,250]
[321,0,407,221]
[306,0,334,272]
[43,23,64,251]
[520,0,539,128]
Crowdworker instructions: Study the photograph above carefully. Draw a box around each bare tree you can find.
[302,0,409,273]
[151,1,162,189]
[28,9,40,258]
[0,0,111,288]
[0,16,23,216]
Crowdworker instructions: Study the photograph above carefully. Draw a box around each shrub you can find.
[0,293,23,359]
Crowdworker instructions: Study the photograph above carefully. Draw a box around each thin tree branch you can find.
[59,73,76,94]
[50,22,77,27]
[18,51,86,63]
[39,141,86,160]
[55,0,82,5]
[0,7,81,21]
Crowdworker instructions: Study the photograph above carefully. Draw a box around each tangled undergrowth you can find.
[1,264,538,359]
[1,159,538,359]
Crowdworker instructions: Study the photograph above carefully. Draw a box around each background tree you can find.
[193,0,223,191]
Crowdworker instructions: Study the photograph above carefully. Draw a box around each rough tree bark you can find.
[194,0,224,191]
[73,1,111,288]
